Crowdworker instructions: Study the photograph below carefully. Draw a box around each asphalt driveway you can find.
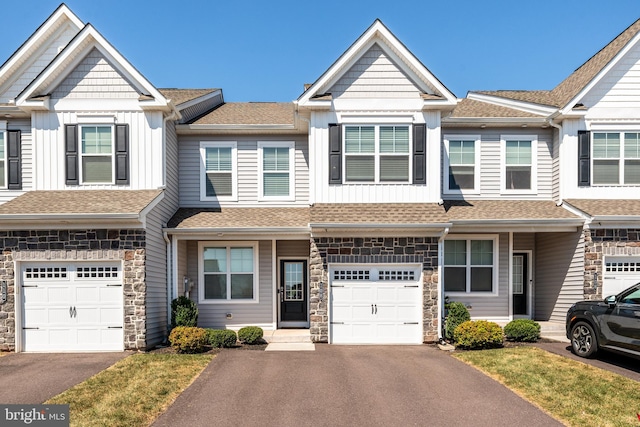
[153,345,562,427]
[0,352,130,404]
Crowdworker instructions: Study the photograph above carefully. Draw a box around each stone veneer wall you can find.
[310,237,439,343]
[0,229,146,351]
[584,228,640,300]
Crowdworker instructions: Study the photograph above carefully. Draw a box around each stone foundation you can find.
[583,228,640,300]
[0,229,146,351]
[309,236,439,343]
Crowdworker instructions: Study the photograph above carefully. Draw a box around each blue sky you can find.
[2,1,639,101]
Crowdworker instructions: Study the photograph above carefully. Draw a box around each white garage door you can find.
[330,266,422,344]
[21,263,124,352]
[603,257,640,297]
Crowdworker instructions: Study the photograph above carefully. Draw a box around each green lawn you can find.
[454,346,640,427]
[46,353,213,427]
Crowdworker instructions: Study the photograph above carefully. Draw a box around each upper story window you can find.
[200,141,237,201]
[444,135,479,194]
[259,141,295,200]
[592,132,640,185]
[501,135,537,193]
[80,125,113,183]
[443,237,497,294]
[199,241,258,303]
[0,131,6,188]
[344,125,410,183]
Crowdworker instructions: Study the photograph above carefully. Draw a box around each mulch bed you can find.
[147,342,268,355]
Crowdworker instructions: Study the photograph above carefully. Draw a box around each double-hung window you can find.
[444,237,497,294]
[200,141,237,201]
[80,125,113,183]
[0,131,5,188]
[259,141,295,200]
[592,132,640,185]
[199,242,258,303]
[344,125,410,182]
[502,135,537,192]
[445,135,479,193]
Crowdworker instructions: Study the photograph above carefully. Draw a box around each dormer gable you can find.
[0,4,83,107]
[297,19,456,110]
[16,23,169,112]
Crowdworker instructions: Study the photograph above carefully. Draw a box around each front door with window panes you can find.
[512,253,529,316]
[280,260,307,323]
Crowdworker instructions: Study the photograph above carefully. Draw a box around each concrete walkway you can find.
[153,345,562,427]
[0,352,130,404]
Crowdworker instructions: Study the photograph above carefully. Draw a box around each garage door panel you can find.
[604,257,640,297]
[375,304,420,322]
[375,287,419,304]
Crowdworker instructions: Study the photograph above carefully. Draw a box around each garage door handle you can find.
[106,284,122,287]
[69,306,77,318]
[404,322,419,325]
[107,326,123,329]
[404,285,419,288]
[23,327,39,330]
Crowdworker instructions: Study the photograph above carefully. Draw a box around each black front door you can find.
[280,260,307,323]
[513,253,529,316]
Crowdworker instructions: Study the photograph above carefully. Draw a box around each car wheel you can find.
[571,321,598,358]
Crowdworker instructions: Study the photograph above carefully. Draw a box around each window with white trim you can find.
[444,136,479,193]
[344,125,410,183]
[502,135,537,192]
[592,132,640,185]
[200,141,237,201]
[0,130,6,188]
[444,238,497,293]
[199,242,258,302]
[259,141,295,200]
[80,125,113,184]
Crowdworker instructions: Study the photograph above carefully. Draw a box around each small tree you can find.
[171,296,198,328]
[445,301,470,341]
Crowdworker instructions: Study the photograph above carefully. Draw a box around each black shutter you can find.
[578,130,590,187]
[413,124,426,184]
[115,124,129,185]
[65,124,79,185]
[7,130,21,189]
[328,123,342,184]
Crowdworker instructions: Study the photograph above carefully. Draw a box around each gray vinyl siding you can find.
[177,240,187,296]
[178,92,223,124]
[0,119,32,204]
[441,128,554,199]
[328,43,422,99]
[513,233,535,251]
[445,233,509,319]
[535,230,584,322]
[190,240,274,328]
[178,135,309,206]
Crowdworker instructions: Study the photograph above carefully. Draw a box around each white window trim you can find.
[258,141,295,201]
[443,235,499,296]
[443,135,481,195]
[198,241,259,304]
[500,134,538,195]
[0,126,6,190]
[199,141,237,202]
[590,131,640,186]
[79,124,115,185]
[342,124,413,184]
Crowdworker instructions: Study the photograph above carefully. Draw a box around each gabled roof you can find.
[158,88,219,106]
[468,18,640,112]
[16,23,169,111]
[297,19,456,107]
[0,4,83,105]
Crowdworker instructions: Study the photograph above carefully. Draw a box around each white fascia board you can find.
[16,25,169,111]
[138,191,165,228]
[559,201,592,221]
[310,222,452,230]
[164,227,311,237]
[450,219,584,232]
[441,117,549,125]
[467,92,556,116]
[0,215,144,230]
[174,89,223,111]
[0,5,83,88]
[560,31,640,115]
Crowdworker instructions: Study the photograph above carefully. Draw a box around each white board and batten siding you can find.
[442,128,554,200]
[0,119,32,205]
[534,231,584,322]
[177,135,309,207]
[186,240,274,329]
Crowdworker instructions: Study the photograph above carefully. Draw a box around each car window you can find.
[620,287,640,305]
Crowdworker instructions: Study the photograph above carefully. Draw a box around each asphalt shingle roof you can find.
[564,199,640,217]
[443,200,581,221]
[191,102,295,125]
[449,98,543,118]
[158,88,218,106]
[310,203,449,225]
[167,207,310,229]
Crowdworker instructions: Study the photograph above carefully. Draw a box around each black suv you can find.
[566,282,640,359]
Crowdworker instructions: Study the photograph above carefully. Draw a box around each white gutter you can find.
[309,223,452,230]
[164,227,311,235]
[437,227,450,341]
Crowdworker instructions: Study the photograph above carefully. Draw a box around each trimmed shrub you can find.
[171,296,198,328]
[504,319,540,342]
[445,301,471,341]
[453,320,504,350]
[169,326,208,354]
[207,329,238,348]
[237,326,264,344]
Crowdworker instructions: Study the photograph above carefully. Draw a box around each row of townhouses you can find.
[0,4,639,351]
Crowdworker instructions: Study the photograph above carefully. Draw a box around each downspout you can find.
[546,117,563,205]
[437,227,450,341]
[163,229,172,337]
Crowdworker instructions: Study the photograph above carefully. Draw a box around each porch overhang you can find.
[449,219,585,233]
[309,222,451,237]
